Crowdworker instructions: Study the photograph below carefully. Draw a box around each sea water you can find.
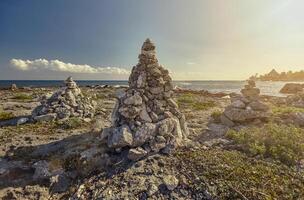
[0,80,303,97]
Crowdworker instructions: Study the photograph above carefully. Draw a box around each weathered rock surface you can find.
[286,91,304,108]
[102,38,189,158]
[32,77,95,121]
[280,83,304,94]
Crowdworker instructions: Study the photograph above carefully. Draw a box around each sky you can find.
[1,0,304,80]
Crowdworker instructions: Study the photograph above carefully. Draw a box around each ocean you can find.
[0,80,302,97]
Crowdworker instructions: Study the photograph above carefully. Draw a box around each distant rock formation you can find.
[256,69,304,81]
[102,38,189,160]
[280,83,304,94]
[221,80,270,126]
[32,77,95,121]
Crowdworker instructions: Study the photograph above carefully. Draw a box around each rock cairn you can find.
[32,77,95,121]
[286,91,304,108]
[10,84,18,91]
[221,80,270,126]
[102,38,189,160]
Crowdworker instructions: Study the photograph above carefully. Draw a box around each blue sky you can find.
[1,0,304,80]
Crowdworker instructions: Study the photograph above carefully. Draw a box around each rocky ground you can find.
[0,87,304,200]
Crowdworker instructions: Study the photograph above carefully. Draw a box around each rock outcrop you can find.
[32,77,95,121]
[102,39,189,160]
[221,80,270,126]
[280,83,304,94]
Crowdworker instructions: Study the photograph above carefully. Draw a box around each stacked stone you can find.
[286,90,304,108]
[221,80,270,127]
[32,77,95,121]
[102,38,189,161]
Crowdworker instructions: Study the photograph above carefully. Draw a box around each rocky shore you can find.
[0,41,304,200]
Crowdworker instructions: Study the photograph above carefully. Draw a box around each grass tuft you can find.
[0,111,15,120]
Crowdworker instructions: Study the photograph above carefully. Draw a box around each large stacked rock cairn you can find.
[102,38,189,161]
[221,80,270,127]
[32,77,95,121]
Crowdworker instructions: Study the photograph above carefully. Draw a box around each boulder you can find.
[127,147,147,161]
[247,101,269,111]
[34,113,57,122]
[163,175,179,191]
[132,123,156,147]
[280,83,304,94]
[231,100,246,109]
[107,125,133,148]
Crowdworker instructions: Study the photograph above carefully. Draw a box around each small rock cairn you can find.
[32,77,95,121]
[221,80,270,126]
[102,38,189,161]
[286,91,304,108]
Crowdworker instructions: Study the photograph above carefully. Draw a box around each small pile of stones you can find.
[221,80,270,126]
[102,38,189,161]
[32,77,95,121]
[286,91,304,108]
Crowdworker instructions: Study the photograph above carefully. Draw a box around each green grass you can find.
[175,149,304,200]
[12,93,33,100]
[271,105,304,116]
[177,93,216,111]
[226,123,304,165]
[211,110,222,122]
[0,111,15,120]
[55,117,84,129]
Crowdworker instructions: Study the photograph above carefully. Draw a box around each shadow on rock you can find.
[0,131,128,193]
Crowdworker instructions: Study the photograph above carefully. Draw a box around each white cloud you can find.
[10,58,130,75]
[186,62,197,65]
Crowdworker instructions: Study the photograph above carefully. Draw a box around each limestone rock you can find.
[107,125,133,148]
[163,175,179,191]
[34,113,57,122]
[132,123,156,147]
[231,100,246,109]
[280,83,304,94]
[127,147,147,161]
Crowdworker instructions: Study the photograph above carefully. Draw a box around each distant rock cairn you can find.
[221,80,270,126]
[32,77,95,121]
[102,38,189,160]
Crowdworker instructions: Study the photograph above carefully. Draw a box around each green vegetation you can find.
[177,93,216,111]
[56,117,84,129]
[12,93,33,100]
[256,68,304,81]
[176,149,304,200]
[271,105,304,116]
[226,123,304,165]
[211,110,222,122]
[0,111,15,120]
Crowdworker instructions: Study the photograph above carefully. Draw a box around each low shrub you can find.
[56,117,83,129]
[271,105,304,116]
[177,93,195,105]
[226,123,304,165]
[193,101,216,110]
[0,111,15,120]
[13,93,33,100]
[177,93,216,111]
[211,110,222,122]
[175,149,304,199]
